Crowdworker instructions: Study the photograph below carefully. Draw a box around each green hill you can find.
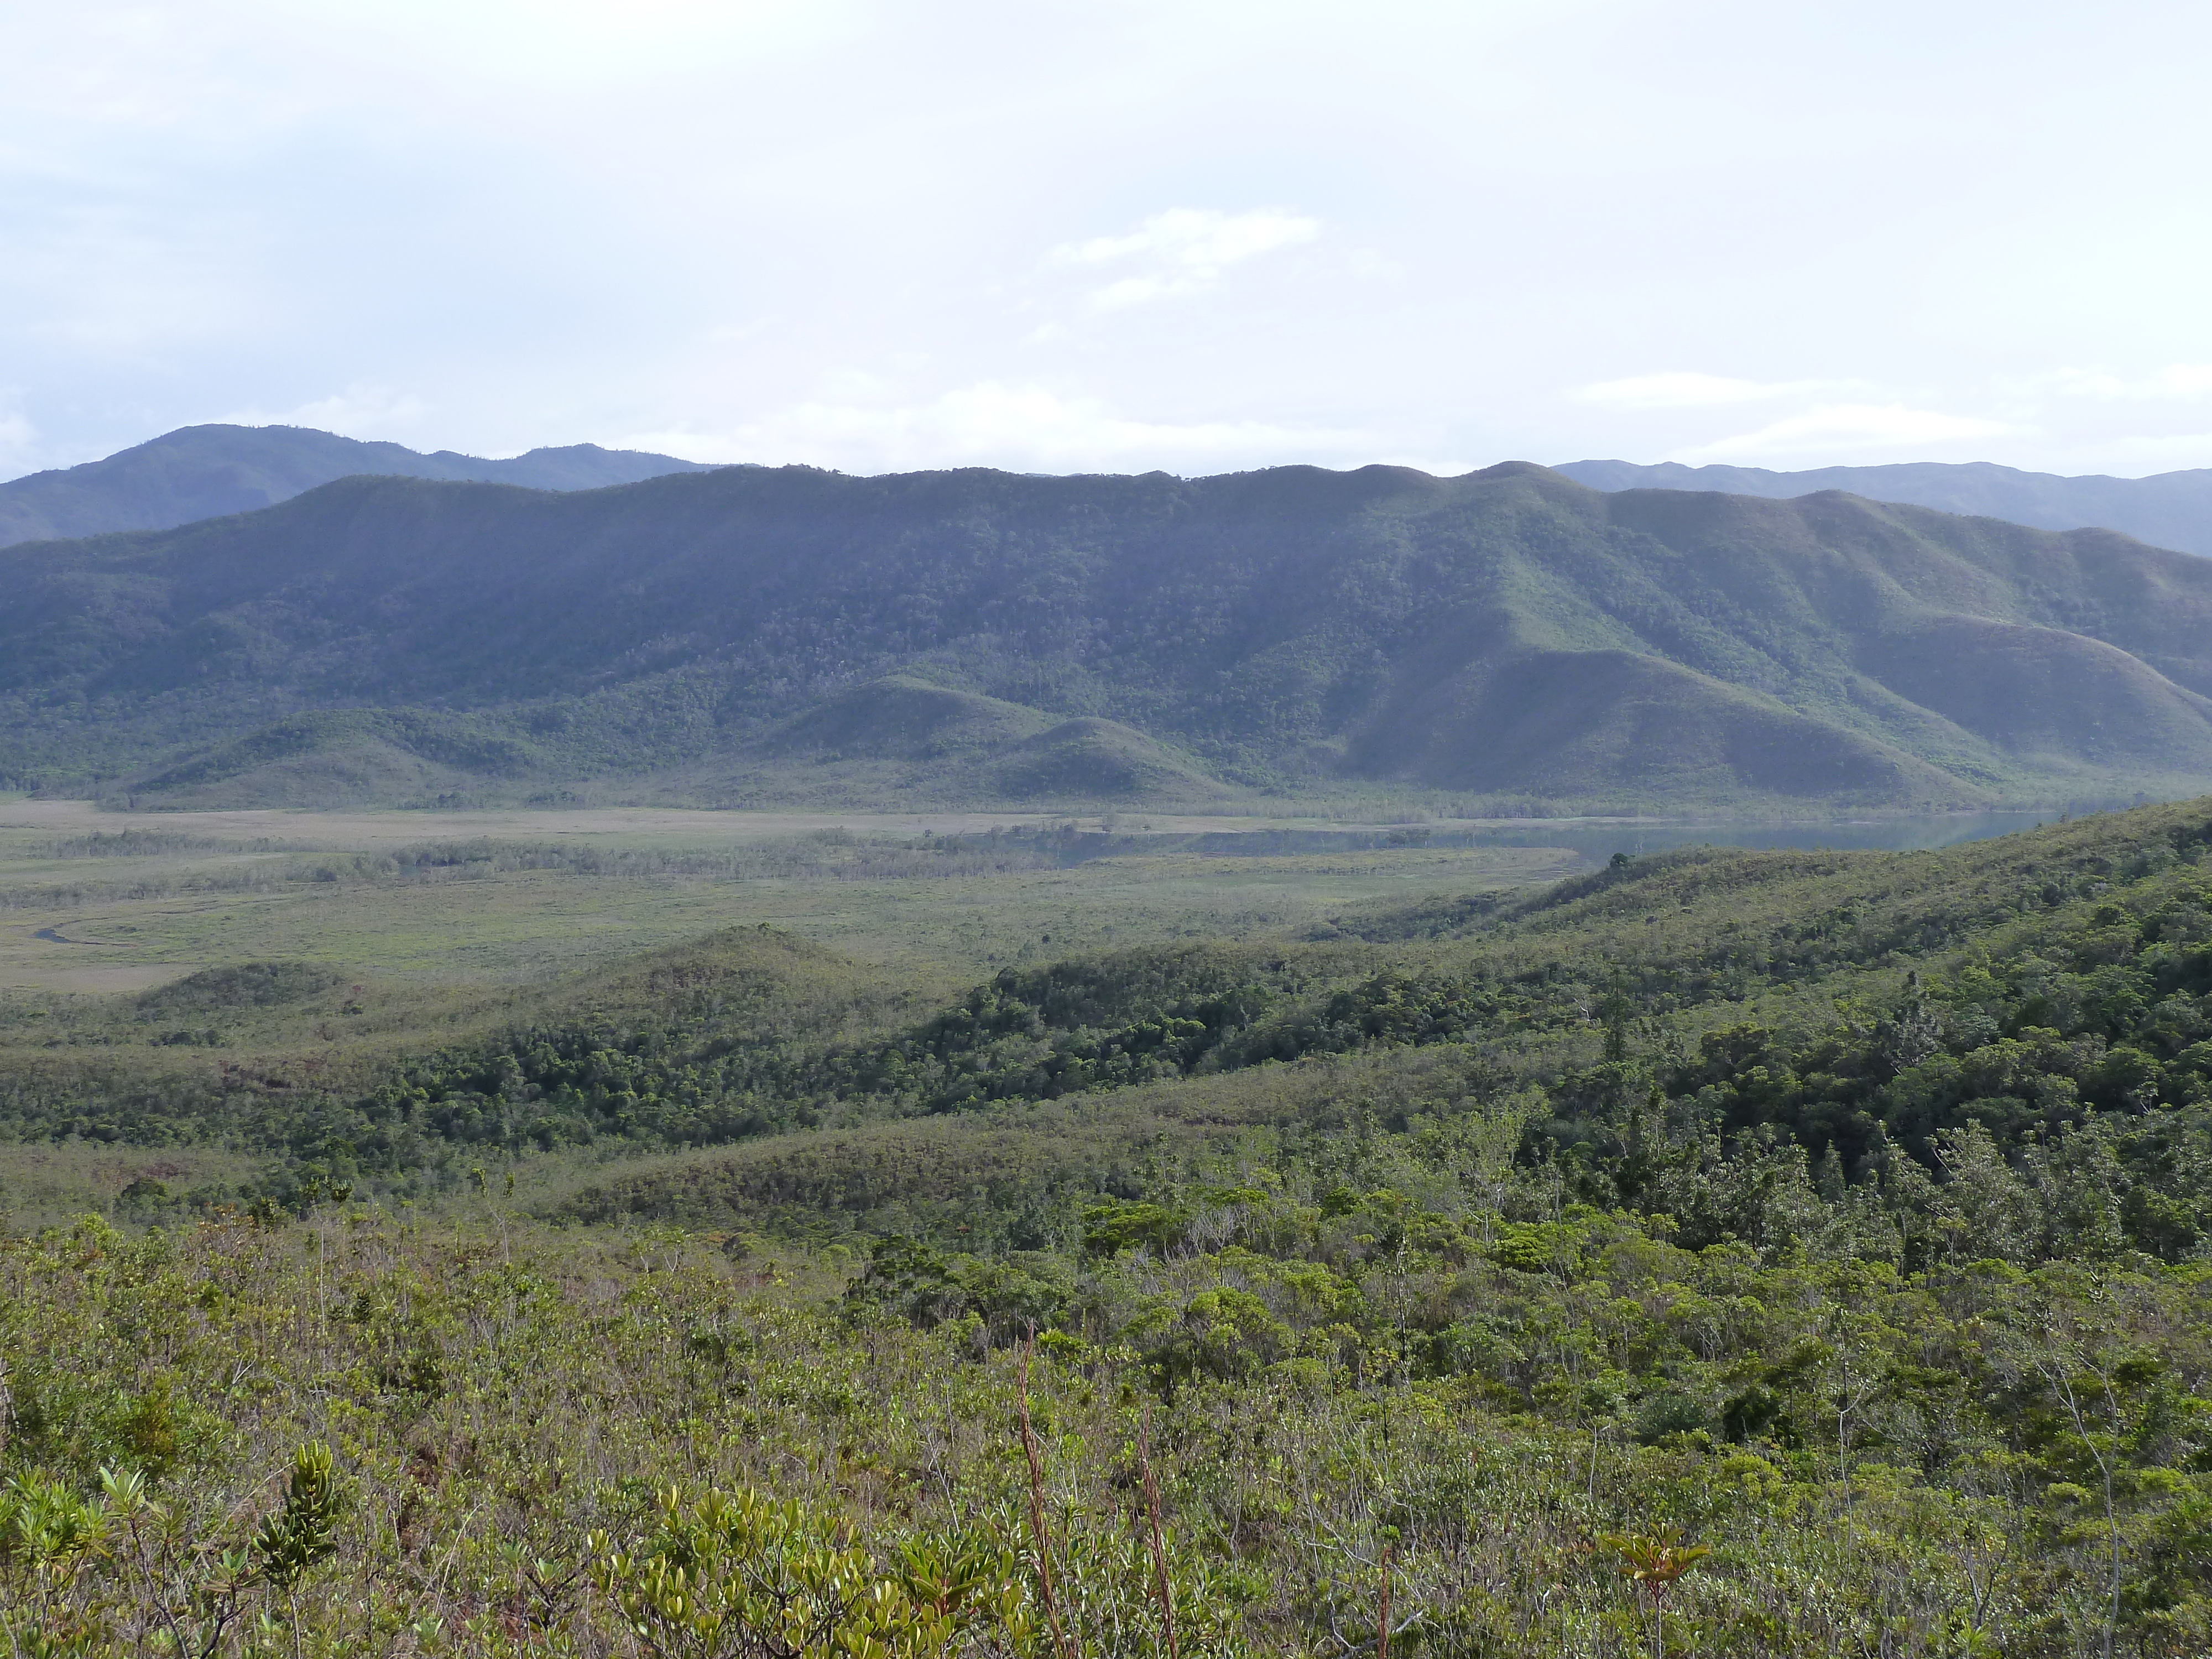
[0,422,712,546]
[118,708,546,808]
[8,460,2212,809]
[759,676,1054,759]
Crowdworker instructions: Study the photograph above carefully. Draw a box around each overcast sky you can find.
[6,0,2211,481]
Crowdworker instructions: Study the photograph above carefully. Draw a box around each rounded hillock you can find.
[761,676,1051,759]
[989,719,1228,801]
[135,961,345,1016]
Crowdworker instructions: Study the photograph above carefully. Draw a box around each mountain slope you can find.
[7,461,2212,810]
[0,423,714,546]
[1557,457,2212,555]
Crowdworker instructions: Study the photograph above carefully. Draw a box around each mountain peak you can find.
[0,424,715,547]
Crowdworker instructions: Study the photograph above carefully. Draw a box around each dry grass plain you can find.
[0,797,1656,845]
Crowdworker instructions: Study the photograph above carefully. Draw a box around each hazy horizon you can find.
[7,2,2210,483]
[17,431,2212,491]
[13,429,2212,490]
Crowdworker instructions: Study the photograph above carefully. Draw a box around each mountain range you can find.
[1557,458,2212,556]
[0,424,712,546]
[15,426,2212,565]
[4,458,2212,812]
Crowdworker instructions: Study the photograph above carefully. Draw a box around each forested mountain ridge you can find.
[1560,455,2212,555]
[7,459,2212,808]
[0,422,712,546]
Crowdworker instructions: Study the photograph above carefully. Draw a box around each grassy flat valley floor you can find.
[0,798,1623,843]
[0,797,1585,995]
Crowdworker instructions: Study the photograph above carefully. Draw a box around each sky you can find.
[4,0,2212,482]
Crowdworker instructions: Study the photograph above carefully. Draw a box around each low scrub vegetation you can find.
[6,1178,2211,1655]
[12,801,2212,1651]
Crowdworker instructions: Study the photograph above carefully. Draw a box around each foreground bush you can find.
[4,1209,2211,1655]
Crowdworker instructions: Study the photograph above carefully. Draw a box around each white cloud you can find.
[1668,403,2013,463]
[1572,372,1846,410]
[621,381,1384,475]
[2054,430,2212,473]
[1343,248,1403,281]
[213,383,429,437]
[2016,363,2212,403]
[1044,208,1321,310]
[2150,366,2212,399]
[0,400,42,476]
[14,4,2212,480]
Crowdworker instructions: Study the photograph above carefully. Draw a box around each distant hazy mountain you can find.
[0,424,716,546]
[1556,459,2212,556]
[4,461,2212,812]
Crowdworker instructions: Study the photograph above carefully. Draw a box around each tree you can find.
[1600,1530,1711,1659]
